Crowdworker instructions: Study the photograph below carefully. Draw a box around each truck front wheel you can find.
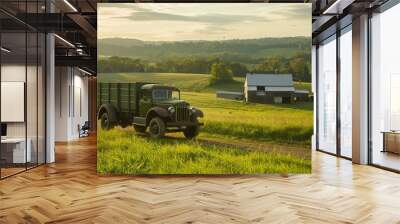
[183,118,200,139]
[100,112,115,130]
[183,126,199,139]
[133,124,146,133]
[148,117,166,138]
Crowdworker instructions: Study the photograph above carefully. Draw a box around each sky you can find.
[98,3,311,41]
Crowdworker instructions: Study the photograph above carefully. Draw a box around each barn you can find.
[244,73,296,104]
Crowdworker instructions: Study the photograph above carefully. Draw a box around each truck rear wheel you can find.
[148,117,166,138]
[100,112,115,130]
[134,124,146,133]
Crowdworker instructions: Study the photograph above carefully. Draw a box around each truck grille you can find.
[175,103,190,122]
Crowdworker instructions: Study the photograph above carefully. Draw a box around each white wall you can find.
[55,67,69,141]
[55,67,89,141]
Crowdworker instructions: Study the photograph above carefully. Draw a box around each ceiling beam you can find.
[67,13,97,39]
[55,55,96,73]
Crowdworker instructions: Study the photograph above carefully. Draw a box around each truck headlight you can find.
[190,106,197,113]
[168,106,175,114]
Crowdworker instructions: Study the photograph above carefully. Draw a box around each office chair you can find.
[79,121,90,138]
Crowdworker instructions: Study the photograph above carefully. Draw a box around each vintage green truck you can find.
[97,82,203,139]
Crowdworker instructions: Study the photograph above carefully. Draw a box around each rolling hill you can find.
[98,37,311,62]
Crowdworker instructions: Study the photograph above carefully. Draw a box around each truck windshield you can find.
[152,89,180,101]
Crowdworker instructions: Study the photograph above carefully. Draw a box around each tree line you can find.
[98,53,311,82]
[98,37,310,61]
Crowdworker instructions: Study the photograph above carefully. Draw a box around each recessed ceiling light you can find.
[78,67,93,76]
[63,0,78,12]
[323,0,354,15]
[1,47,11,53]
[54,34,75,48]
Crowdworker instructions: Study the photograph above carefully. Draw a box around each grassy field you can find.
[183,92,312,145]
[97,72,313,174]
[98,127,311,174]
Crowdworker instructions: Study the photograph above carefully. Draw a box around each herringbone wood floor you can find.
[1,136,400,224]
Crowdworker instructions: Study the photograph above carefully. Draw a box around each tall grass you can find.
[97,128,311,174]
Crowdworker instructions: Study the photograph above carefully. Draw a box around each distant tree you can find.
[98,56,145,73]
[226,62,249,77]
[209,62,234,85]
[289,54,311,82]
[253,55,289,74]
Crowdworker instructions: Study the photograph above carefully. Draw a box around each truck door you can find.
[139,90,152,117]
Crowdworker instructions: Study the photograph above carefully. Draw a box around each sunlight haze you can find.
[98,3,311,41]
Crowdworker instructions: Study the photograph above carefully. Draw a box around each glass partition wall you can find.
[0,2,46,179]
[370,3,400,171]
[339,26,352,159]
[316,25,353,159]
[317,35,337,154]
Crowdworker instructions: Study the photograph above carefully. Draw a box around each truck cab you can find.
[134,84,203,138]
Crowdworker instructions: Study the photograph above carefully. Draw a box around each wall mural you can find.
[96,3,313,174]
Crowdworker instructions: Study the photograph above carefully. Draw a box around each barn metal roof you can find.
[245,73,293,87]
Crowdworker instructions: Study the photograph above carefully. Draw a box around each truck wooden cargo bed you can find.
[97,82,149,123]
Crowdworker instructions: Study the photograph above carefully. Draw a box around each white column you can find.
[46,33,55,163]
[45,0,55,163]
[54,67,72,141]
[352,14,369,164]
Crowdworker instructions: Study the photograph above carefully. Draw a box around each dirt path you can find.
[198,136,310,159]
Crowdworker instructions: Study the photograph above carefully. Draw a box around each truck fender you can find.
[146,107,169,126]
[192,108,204,118]
[97,104,117,123]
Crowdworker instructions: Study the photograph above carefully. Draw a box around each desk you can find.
[382,131,400,154]
[1,138,31,164]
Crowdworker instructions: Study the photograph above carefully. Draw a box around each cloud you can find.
[117,10,270,26]
[282,4,311,19]
[290,7,311,16]
[98,3,311,41]
[195,25,229,35]
[99,3,150,11]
